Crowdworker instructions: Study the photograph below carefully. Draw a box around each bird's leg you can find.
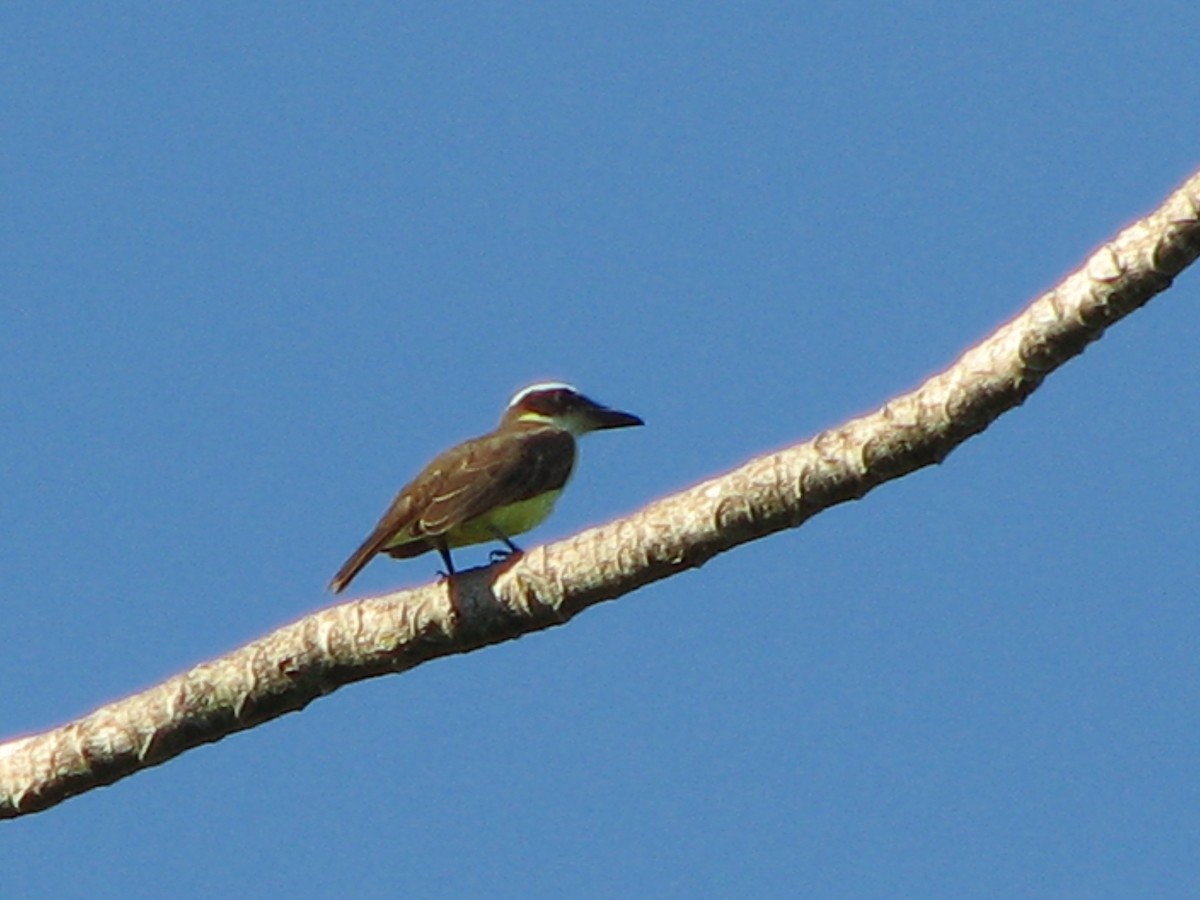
[434,536,457,579]
[432,536,465,623]
[488,527,524,564]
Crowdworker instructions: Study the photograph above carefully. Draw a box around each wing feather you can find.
[415,426,575,535]
[328,424,575,593]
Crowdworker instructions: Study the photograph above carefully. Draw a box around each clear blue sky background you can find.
[4,5,1198,898]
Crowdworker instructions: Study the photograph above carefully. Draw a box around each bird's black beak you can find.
[590,406,644,430]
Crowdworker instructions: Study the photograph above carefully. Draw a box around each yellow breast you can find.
[444,490,564,548]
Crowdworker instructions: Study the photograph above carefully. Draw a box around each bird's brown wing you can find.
[409,425,575,539]
[328,425,575,593]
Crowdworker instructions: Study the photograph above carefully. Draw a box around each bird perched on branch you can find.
[329,382,643,593]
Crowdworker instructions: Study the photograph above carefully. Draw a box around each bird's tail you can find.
[328,534,388,594]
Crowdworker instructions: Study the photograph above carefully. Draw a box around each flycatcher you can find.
[329,382,643,593]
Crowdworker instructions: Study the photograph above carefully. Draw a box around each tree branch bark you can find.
[3,170,1198,819]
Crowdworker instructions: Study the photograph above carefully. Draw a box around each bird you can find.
[329,382,643,593]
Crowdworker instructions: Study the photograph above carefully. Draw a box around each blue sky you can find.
[4,4,1199,897]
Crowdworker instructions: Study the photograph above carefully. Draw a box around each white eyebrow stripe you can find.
[507,381,578,408]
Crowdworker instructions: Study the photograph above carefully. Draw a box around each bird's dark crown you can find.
[501,382,643,435]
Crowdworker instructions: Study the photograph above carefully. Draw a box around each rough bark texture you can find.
[2,170,1198,819]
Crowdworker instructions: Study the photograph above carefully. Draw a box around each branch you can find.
[3,170,1199,819]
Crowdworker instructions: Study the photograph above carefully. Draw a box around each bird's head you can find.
[502,382,644,436]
